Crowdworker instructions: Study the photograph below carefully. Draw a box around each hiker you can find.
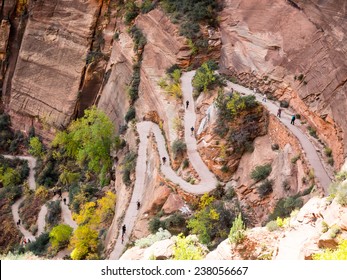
[253,88,256,94]
[162,156,166,165]
[58,189,62,198]
[122,224,126,236]
[277,108,282,118]
[186,100,189,109]
[262,93,267,102]
[137,200,140,210]
[17,219,21,226]
[63,198,67,205]
[121,235,124,244]
[191,126,194,136]
[27,239,31,243]
[291,115,296,125]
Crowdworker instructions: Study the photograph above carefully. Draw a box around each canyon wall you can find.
[219,0,347,168]
[2,0,102,136]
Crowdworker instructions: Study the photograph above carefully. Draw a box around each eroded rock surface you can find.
[7,0,102,134]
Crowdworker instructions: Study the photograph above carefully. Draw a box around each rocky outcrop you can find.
[0,19,10,89]
[5,0,102,136]
[219,0,347,169]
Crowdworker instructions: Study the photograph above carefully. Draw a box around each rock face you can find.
[219,0,347,168]
[5,0,102,135]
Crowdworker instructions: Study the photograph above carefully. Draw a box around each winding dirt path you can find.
[227,82,332,194]
[109,71,218,259]
[4,155,76,243]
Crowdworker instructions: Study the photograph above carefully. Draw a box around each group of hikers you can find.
[259,91,296,125]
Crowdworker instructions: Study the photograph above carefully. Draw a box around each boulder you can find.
[162,193,185,214]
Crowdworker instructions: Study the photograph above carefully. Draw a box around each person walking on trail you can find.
[191,126,194,136]
[277,108,282,118]
[262,93,267,102]
[162,156,166,165]
[186,100,189,109]
[291,115,296,125]
[63,198,66,205]
[122,224,126,236]
[17,219,21,226]
[137,200,140,210]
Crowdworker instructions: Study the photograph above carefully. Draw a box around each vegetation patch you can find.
[228,214,246,244]
[122,152,137,187]
[257,179,274,198]
[250,164,272,182]
[192,61,221,97]
[158,68,183,99]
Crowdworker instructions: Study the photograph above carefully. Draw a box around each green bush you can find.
[192,61,219,94]
[329,181,347,206]
[327,157,334,166]
[124,1,139,25]
[266,220,279,232]
[45,200,61,229]
[49,224,73,250]
[128,25,147,52]
[172,139,187,159]
[221,165,229,173]
[122,152,137,186]
[291,154,301,164]
[149,217,165,234]
[258,179,273,198]
[324,147,332,157]
[250,164,272,182]
[125,107,136,123]
[135,228,171,248]
[26,233,50,256]
[321,221,329,233]
[228,214,246,244]
[268,196,303,221]
[140,0,157,13]
[182,158,189,169]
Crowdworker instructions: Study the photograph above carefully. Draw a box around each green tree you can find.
[53,106,116,184]
[49,224,73,250]
[28,137,44,157]
[173,234,203,260]
[187,194,219,244]
[192,62,217,93]
[229,213,246,244]
[70,225,99,260]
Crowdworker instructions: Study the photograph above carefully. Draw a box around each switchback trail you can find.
[3,155,76,243]
[227,82,332,194]
[109,71,218,259]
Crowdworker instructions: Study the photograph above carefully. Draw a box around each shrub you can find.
[149,217,165,234]
[324,147,332,157]
[173,234,204,260]
[328,157,334,166]
[271,143,279,151]
[28,137,44,158]
[321,221,329,233]
[128,25,147,51]
[70,225,99,260]
[26,233,50,256]
[182,158,189,169]
[45,200,61,229]
[140,0,157,13]
[282,180,290,191]
[124,1,139,25]
[330,225,341,239]
[172,139,187,159]
[291,154,301,164]
[49,224,73,250]
[257,179,273,198]
[295,114,301,119]
[266,220,279,232]
[221,165,229,173]
[307,126,318,138]
[166,64,180,75]
[192,61,219,94]
[280,100,289,108]
[250,164,272,182]
[125,107,136,123]
[225,187,236,200]
[135,228,171,248]
[268,196,303,221]
[122,152,137,186]
[228,214,246,244]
